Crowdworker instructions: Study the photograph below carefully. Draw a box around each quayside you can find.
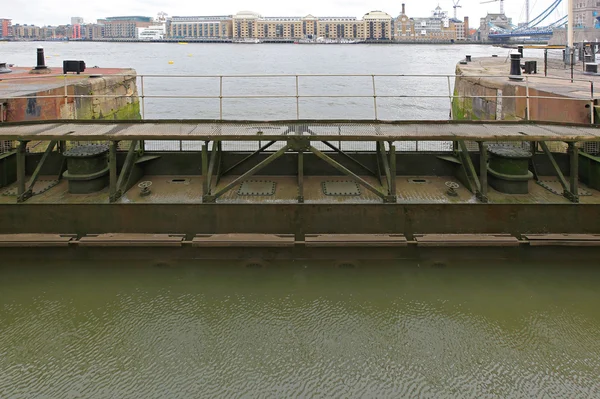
[0,119,599,260]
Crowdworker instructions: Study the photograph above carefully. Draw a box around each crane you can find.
[453,0,462,19]
[480,0,505,15]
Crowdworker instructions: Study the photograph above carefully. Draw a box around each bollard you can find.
[517,45,523,58]
[585,63,598,74]
[466,55,472,62]
[34,47,47,70]
[509,53,523,81]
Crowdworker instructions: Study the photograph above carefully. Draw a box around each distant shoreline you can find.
[1,38,549,45]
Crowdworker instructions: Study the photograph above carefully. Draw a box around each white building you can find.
[137,25,166,40]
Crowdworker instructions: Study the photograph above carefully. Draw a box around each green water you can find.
[1,260,600,398]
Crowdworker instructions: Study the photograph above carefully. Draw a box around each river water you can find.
[1,41,556,120]
[1,260,600,398]
[2,43,600,398]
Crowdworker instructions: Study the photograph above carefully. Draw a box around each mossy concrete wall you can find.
[452,62,592,123]
[5,69,140,122]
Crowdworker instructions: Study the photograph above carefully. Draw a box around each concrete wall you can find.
[5,71,140,122]
[452,66,592,123]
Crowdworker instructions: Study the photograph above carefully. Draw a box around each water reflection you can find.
[1,261,599,398]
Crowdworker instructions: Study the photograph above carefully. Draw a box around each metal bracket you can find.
[109,140,139,203]
[310,145,394,203]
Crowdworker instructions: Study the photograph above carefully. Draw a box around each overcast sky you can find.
[4,0,568,27]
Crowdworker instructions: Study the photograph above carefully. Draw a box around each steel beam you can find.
[298,150,304,203]
[389,142,397,196]
[16,141,28,202]
[310,145,393,202]
[205,141,218,193]
[202,142,208,197]
[221,140,276,177]
[322,141,376,177]
[457,140,481,194]
[568,142,579,202]
[109,141,118,201]
[18,140,57,203]
[377,141,392,192]
[206,144,290,203]
[478,141,488,203]
[112,140,139,202]
[215,141,223,186]
[539,141,577,202]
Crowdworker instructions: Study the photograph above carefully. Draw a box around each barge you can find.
[0,119,599,261]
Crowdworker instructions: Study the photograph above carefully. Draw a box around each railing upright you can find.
[219,76,223,120]
[447,76,453,119]
[295,75,300,120]
[525,76,530,121]
[371,75,378,120]
[591,81,595,125]
[140,75,146,119]
[63,74,68,113]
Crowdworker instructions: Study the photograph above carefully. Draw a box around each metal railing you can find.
[1,72,599,154]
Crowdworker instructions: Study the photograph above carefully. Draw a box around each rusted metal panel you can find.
[305,234,407,247]
[524,234,600,246]
[77,233,184,247]
[415,234,520,247]
[192,234,295,247]
[0,233,74,247]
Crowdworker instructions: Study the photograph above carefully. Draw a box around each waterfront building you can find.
[12,24,41,39]
[72,24,82,39]
[137,25,166,40]
[98,16,153,38]
[81,24,105,40]
[395,4,465,41]
[168,16,232,39]
[0,18,11,38]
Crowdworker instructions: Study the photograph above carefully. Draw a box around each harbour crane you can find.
[453,0,462,19]
[480,0,505,15]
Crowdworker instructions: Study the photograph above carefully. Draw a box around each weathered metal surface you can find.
[524,234,600,246]
[305,234,407,247]
[238,180,276,196]
[2,179,58,196]
[2,120,600,141]
[322,181,361,196]
[0,233,74,247]
[192,234,294,247]
[415,234,520,247]
[78,233,184,247]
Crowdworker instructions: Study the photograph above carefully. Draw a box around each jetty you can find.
[0,119,599,261]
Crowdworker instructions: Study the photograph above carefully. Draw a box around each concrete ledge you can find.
[0,233,74,247]
[415,234,520,247]
[192,234,295,247]
[524,234,600,246]
[78,233,184,247]
[305,234,408,247]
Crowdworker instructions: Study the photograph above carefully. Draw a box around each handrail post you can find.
[140,75,145,119]
[371,75,378,120]
[295,75,300,120]
[447,75,453,120]
[219,76,223,120]
[525,75,530,121]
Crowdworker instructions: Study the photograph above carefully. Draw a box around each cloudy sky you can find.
[4,0,568,27]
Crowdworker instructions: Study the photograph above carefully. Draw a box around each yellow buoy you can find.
[188,54,193,57]
[168,60,174,64]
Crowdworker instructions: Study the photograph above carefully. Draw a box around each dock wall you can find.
[452,62,593,124]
